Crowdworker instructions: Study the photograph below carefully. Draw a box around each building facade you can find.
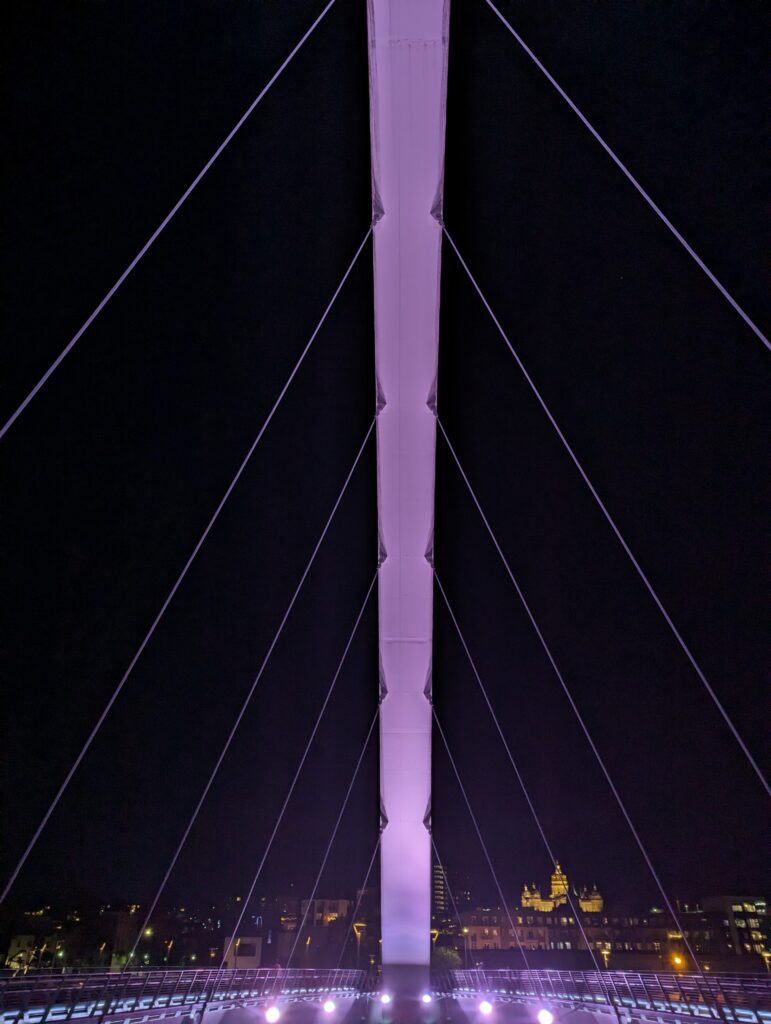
[521,862,604,913]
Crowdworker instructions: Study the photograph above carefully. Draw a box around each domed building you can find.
[520,862,603,913]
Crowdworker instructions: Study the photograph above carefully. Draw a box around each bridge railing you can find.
[0,967,368,1024]
[446,969,771,1021]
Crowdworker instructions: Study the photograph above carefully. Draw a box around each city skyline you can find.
[4,883,768,975]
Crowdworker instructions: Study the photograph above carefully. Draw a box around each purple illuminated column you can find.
[368,0,450,982]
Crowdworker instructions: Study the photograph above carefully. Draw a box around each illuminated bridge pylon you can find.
[368,0,450,995]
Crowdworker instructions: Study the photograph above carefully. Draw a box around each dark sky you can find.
[2,0,768,916]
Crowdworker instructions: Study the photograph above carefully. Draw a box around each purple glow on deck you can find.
[368,0,450,969]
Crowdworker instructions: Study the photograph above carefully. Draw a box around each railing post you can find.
[38,979,65,1024]
[181,969,199,1011]
[89,973,112,1023]
[708,972,735,1022]
[620,970,637,1009]
[636,971,655,1010]
[670,973,691,1016]
[167,969,184,1008]
[103,967,134,1024]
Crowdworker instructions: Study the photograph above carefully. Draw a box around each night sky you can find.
[2,0,768,916]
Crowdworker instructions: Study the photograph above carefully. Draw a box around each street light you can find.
[353,922,366,969]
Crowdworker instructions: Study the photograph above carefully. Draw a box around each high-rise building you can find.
[700,896,769,959]
[432,863,448,921]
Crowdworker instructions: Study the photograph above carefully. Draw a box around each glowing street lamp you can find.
[353,922,366,969]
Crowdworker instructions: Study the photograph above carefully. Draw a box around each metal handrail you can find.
[0,968,368,1024]
[4,967,770,1024]
[446,969,771,1020]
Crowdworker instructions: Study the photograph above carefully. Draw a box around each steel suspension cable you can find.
[432,708,545,998]
[430,835,470,969]
[0,0,344,441]
[435,262,769,800]
[286,708,380,970]
[480,0,769,351]
[123,419,374,961]
[0,233,372,906]
[435,572,622,1013]
[436,426,711,978]
[219,570,378,970]
[335,832,381,970]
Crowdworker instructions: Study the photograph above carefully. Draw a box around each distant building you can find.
[5,935,37,969]
[432,863,448,921]
[699,896,769,959]
[299,899,350,927]
[461,905,672,958]
[578,885,603,912]
[222,935,262,969]
[454,877,473,911]
[458,900,768,973]
[521,862,603,913]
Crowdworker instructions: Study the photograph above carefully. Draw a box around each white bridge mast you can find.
[368,0,450,995]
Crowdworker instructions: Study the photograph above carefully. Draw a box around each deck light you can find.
[380,993,392,1005]
[537,1009,554,1024]
[479,1000,493,1016]
[265,1007,281,1023]
[323,1000,336,1014]
[422,994,432,1004]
